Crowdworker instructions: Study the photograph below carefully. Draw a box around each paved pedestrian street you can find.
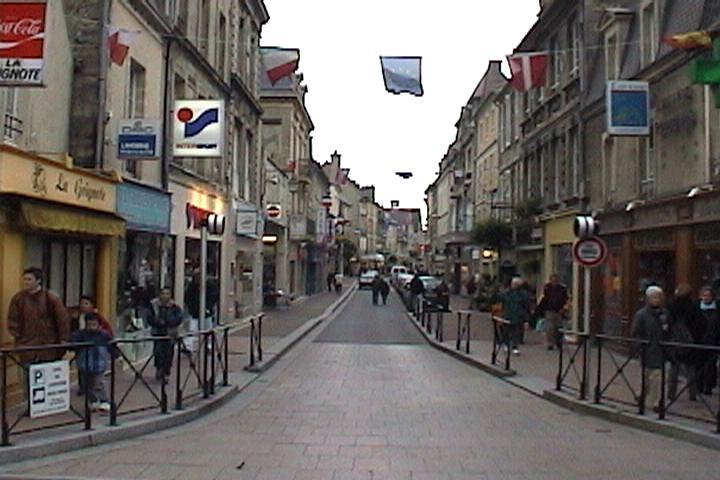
[1,291,718,480]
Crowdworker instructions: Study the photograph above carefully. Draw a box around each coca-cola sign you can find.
[0,2,47,86]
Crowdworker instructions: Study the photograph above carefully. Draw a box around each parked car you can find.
[395,272,414,289]
[390,265,408,285]
[359,270,379,289]
[400,275,444,311]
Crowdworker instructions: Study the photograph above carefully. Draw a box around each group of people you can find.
[326,272,343,294]
[469,273,569,355]
[370,275,391,305]
[632,284,720,410]
[7,268,184,412]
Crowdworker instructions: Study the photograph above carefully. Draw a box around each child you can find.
[72,312,112,412]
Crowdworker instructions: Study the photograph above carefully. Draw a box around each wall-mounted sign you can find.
[0,2,48,86]
[289,214,307,240]
[173,100,225,157]
[236,209,258,237]
[266,204,282,219]
[118,119,161,160]
[29,360,70,418]
[607,81,650,136]
[116,182,170,233]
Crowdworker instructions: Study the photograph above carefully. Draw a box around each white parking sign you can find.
[29,360,70,418]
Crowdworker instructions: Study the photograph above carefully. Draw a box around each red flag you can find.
[507,52,549,91]
[108,26,140,66]
[663,31,713,50]
[262,48,300,85]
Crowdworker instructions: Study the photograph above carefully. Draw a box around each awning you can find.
[20,202,125,237]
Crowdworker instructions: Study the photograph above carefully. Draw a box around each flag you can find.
[507,52,549,91]
[262,47,300,85]
[107,26,140,66]
[663,31,713,50]
[335,168,349,185]
[380,56,423,96]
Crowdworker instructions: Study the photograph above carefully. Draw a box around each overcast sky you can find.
[261,1,540,216]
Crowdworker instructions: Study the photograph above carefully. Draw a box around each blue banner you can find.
[117,182,171,233]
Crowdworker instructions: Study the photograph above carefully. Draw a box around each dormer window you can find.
[640,0,658,68]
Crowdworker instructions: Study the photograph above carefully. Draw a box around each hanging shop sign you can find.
[236,208,259,237]
[606,81,651,136]
[0,1,48,86]
[118,119,161,160]
[29,360,70,418]
[289,214,307,240]
[173,100,225,157]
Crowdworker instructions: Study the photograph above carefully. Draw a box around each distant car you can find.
[359,270,379,289]
[395,272,414,289]
[400,275,444,311]
[390,266,408,284]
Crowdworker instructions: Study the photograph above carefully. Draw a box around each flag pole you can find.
[95,0,111,170]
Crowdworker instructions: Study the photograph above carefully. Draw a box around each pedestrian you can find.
[371,275,381,305]
[466,276,477,297]
[696,286,720,395]
[435,279,450,312]
[327,271,335,292]
[8,267,71,366]
[73,295,113,395]
[147,287,184,382]
[631,286,671,412]
[499,278,530,355]
[667,284,701,401]
[71,313,112,412]
[410,273,425,314]
[380,277,390,305]
[536,274,569,350]
[334,274,343,294]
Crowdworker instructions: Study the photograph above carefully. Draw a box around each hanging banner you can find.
[173,100,225,157]
[0,1,48,86]
[607,81,651,136]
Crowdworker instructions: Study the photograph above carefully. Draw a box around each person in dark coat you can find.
[327,272,335,292]
[632,286,671,411]
[435,280,450,312]
[71,313,113,410]
[371,275,381,305]
[466,276,477,297]
[379,278,390,305]
[667,284,701,401]
[536,274,568,350]
[499,278,530,355]
[410,274,425,314]
[697,286,720,395]
[147,287,184,382]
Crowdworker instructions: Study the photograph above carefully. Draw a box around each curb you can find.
[406,311,514,378]
[543,389,720,451]
[245,282,357,373]
[0,379,244,465]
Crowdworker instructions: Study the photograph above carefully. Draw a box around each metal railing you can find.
[247,314,264,368]
[555,332,720,433]
[1,326,231,447]
[490,316,513,371]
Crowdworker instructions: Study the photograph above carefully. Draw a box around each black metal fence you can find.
[556,332,720,434]
[1,326,231,447]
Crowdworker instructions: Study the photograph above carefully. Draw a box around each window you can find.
[126,60,146,176]
[235,125,247,199]
[198,0,210,55]
[605,31,619,80]
[638,121,655,196]
[568,127,579,197]
[3,87,20,141]
[217,13,227,78]
[177,0,188,32]
[549,35,559,88]
[567,15,580,75]
[174,73,186,100]
[640,1,657,68]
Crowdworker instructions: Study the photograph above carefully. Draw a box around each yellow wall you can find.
[543,213,580,329]
[0,226,23,346]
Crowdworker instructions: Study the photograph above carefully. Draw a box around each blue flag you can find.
[380,56,423,96]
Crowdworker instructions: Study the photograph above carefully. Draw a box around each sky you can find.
[261,1,541,215]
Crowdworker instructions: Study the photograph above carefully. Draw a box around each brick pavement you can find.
[3,290,718,480]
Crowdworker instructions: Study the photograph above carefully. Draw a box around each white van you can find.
[390,266,408,285]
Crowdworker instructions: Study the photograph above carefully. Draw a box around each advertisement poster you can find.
[0,1,48,86]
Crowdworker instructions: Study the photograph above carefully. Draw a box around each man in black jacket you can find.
[148,288,184,382]
[632,286,670,411]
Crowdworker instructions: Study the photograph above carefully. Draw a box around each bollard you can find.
[594,337,602,404]
[202,332,210,399]
[639,343,647,416]
[84,345,92,431]
[175,338,183,410]
[1,354,9,446]
[210,330,216,395]
[556,332,564,391]
[465,314,471,354]
[110,346,117,426]
[456,313,461,351]
[223,327,229,386]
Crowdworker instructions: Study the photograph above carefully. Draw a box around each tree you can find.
[471,218,513,249]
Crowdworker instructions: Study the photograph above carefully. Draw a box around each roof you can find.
[468,61,507,104]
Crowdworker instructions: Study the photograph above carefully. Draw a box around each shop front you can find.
[115,181,172,359]
[543,212,579,329]
[234,205,262,317]
[0,146,122,345]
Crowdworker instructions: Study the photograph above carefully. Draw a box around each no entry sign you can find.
[573,237,607,268]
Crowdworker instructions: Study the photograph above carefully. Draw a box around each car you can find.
[390,265,408,285]
[395,272,414,289]
[359,270,379,289]
[400,275,445,311]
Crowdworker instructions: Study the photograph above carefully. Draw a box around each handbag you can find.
[535,318,546,332]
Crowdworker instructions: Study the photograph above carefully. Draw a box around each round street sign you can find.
[266,204,281,219]
[573,237,607,268]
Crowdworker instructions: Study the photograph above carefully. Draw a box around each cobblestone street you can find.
[1,291,718,480]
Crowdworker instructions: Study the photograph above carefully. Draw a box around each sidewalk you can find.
[409,293,720,448]
[0,280,356,464]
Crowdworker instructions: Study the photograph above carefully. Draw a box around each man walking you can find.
[631,286,671,412]
[148,287,184,382]
[537,274,568,350]
[8,267,71,365]
[500,278,531,355]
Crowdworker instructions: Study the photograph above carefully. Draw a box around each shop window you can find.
[117,233,175,334]
[24,238,97,310]
[184,238,220,324]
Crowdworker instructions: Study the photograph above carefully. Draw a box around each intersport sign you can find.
[0,2,47,86]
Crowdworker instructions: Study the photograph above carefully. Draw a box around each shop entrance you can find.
[184,238,220,324]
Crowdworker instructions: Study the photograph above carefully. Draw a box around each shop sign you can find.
[573,237,607,268]
[236,208,259,237]
[118,119,161,160]
[289,214,307,240]
[0,2,48,87]
[607,81,650,136]
[29,360,70,419]
[117,182,170,233]
[0,150,116,213]
[266,204,282,219]
[173,100,225,157]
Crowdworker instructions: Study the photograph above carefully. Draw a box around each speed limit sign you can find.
[573,237,607,268]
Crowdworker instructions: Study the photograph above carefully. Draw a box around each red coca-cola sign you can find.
[0,2,46,59]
